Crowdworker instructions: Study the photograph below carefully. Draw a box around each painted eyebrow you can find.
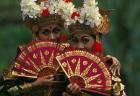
[81,36,90,39]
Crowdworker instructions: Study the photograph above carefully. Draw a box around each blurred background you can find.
[0,0,140,96]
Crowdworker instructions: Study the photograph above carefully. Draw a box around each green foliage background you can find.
[0,0,140,96]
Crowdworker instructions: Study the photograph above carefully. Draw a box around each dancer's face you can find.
[70,34,95,51]
[36,23,62,42]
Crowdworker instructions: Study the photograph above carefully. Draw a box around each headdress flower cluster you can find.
[21,0,102,27]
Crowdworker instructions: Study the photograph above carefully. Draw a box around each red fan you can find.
[56,50,112,95]
[12,40,66,78]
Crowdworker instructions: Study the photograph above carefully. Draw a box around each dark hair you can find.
[91,34,96,40]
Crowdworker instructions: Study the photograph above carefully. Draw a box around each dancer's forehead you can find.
[68,23,94,35]
[72,33,91,38]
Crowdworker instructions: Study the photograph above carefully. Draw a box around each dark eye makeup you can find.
[40,29,50,35]
[82,37,90,44]
[53,27,61,34]
[71,37,79,43]
[70,35,92,45]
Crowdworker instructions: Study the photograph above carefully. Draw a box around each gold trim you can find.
[75,58,81,75]
[12,71,37,78]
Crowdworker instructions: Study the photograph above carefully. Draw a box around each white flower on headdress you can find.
[51,1,58,14]
[57,0,76,26]
[80,0,102,27]
[21,0,41,19]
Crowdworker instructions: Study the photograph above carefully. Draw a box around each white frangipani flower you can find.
[21,0,41,19]
[80,0,102,27]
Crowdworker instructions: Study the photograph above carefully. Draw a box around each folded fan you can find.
[12,40,66,78]
[56,50,112,95]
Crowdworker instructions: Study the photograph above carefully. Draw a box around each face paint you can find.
[70,34,95,52]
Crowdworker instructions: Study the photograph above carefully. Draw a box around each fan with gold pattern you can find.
[56,50,112,95]
[12,40,66,78]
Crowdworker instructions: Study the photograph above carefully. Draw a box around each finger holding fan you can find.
[12,40,66,78]
[56,50,112,96]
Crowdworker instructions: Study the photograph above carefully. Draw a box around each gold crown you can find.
[94,8,112,35]
[68,16,110,35]
[23,14,65,32]
[68,8,111,35]
[37,14,65,27]
[94,15,111,35]
[21,0,67,31]
[68,22,93,35]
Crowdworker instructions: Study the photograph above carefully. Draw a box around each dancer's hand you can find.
[32,75,54,88]
[67,83,80,95]
[106,55,121,76]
